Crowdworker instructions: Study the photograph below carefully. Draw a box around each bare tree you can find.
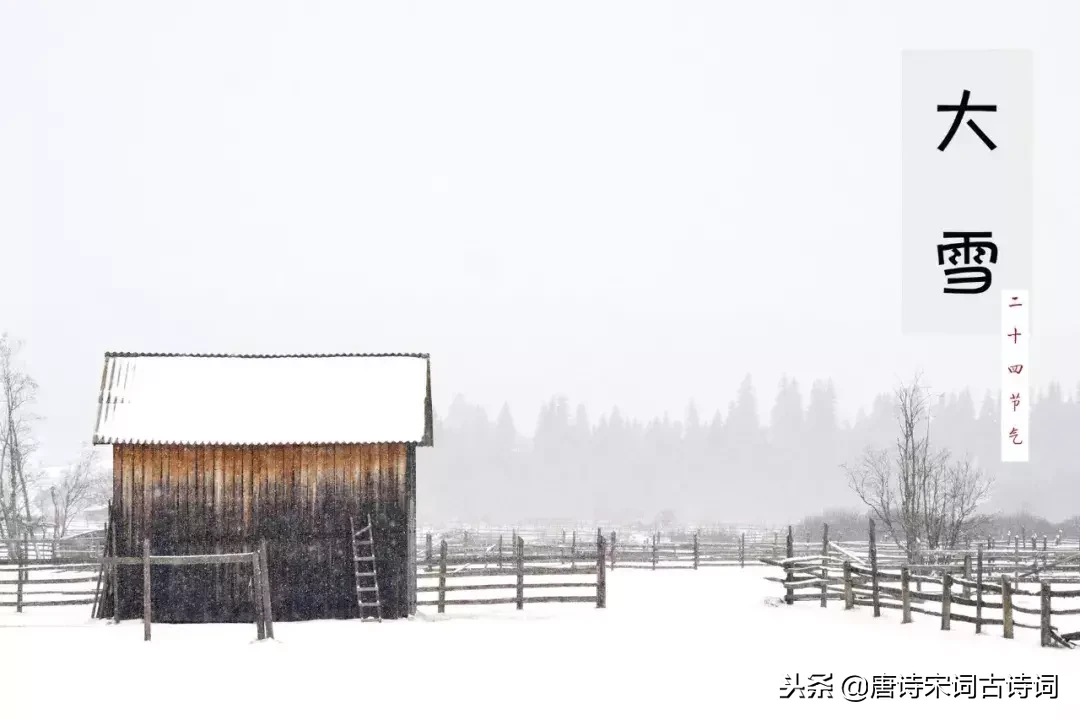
[844,373,993,561]
[0,333,41,561]
[38,449,109,552]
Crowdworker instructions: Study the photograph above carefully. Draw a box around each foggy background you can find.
[2,1,1078,526]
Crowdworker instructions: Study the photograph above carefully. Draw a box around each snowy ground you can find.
[3,566,1079,719]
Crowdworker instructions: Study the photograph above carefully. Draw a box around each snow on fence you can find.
[419,528,818,572]
[765,523,1080,649]
[0,533,105,563]
[417,534,607,612]
[0,560,102,610]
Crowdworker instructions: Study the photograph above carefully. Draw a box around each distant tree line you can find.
[418,375,1080,527]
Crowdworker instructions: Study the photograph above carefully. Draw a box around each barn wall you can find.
[108,443,413,623]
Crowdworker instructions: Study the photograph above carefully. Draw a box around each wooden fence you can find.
[100,539,274,642]
[417,534,606,612]
[0,560,102,610]
[765,522,1080,649]
[0,533,106,563]
[419,529,816,572]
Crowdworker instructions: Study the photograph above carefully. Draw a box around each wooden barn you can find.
[92,352,433,623]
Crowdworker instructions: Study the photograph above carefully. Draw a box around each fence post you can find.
[843,561,853,610]
[426,533,433,571]
[91,519,108,620]
[739,532,745,569]
[111,508,119,624]
[785,526,794,605]
[1001,574,1014,639]
[516,536,525,610]
[941,573,952,631]
[259,539,274,639]
[820,523,829,608]
[15,562,23,613]
[1040,582,1051,648]
[497,535,503,569]
[571,530,577,569]
[252,551,266,640]
[693,532,699,570]
[596,532,606,609]
[975,547,983,635]
[437,540,447,614]
[901,566,912,623]
[651,533,658,571]
[963,554,971,599]
[143,538,151,642]
[869,519,880,618]
[1014,536,1020,584]
[915,547,922,593]
[610,531,617,571]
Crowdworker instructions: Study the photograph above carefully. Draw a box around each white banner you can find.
[1001,289,1029,462]
[902,50,1032,335]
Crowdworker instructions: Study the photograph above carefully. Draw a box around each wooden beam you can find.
[143,538,151,642]
[259,540,274,639]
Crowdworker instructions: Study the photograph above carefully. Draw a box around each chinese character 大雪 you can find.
[937,232,998,294]
[938,89,997,151]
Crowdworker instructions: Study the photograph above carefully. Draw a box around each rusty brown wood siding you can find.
[108,443,412,623]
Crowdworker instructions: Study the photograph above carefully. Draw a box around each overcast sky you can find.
[1,1,1077,466]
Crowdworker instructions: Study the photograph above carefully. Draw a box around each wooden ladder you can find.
[350,514,382,622]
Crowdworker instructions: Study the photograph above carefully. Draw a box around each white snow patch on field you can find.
[3,567,1079,719]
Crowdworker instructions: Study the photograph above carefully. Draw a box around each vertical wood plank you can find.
[143,538,151,642]
[260,539,274,639]
[820,523,829,608]
[122,445,134,551]
[515,536,524,610]
[252,551,266,640]
[976,547,984,634]
[243,446,254,540]
[901,565,912,623]
[843,561,853,610]
[213,447,225,544]
[869,519,880,618]
[252,448,264,542]
[941,573,952,631]
[1040,582,1051,647]
[438,540,447,614]
[785,526,794,605]
[111,502,119,623]
[1001,574,1014,639]
[596,531,606,609]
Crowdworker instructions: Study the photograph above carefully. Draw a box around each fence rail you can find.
[417,534,607,612]
[418,529,818,573]
[0,550,102,611]
[100,539,274,642]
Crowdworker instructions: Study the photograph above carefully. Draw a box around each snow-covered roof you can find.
[93,352,433,446]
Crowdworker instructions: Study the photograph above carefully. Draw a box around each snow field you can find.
[3,566,1079,720]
